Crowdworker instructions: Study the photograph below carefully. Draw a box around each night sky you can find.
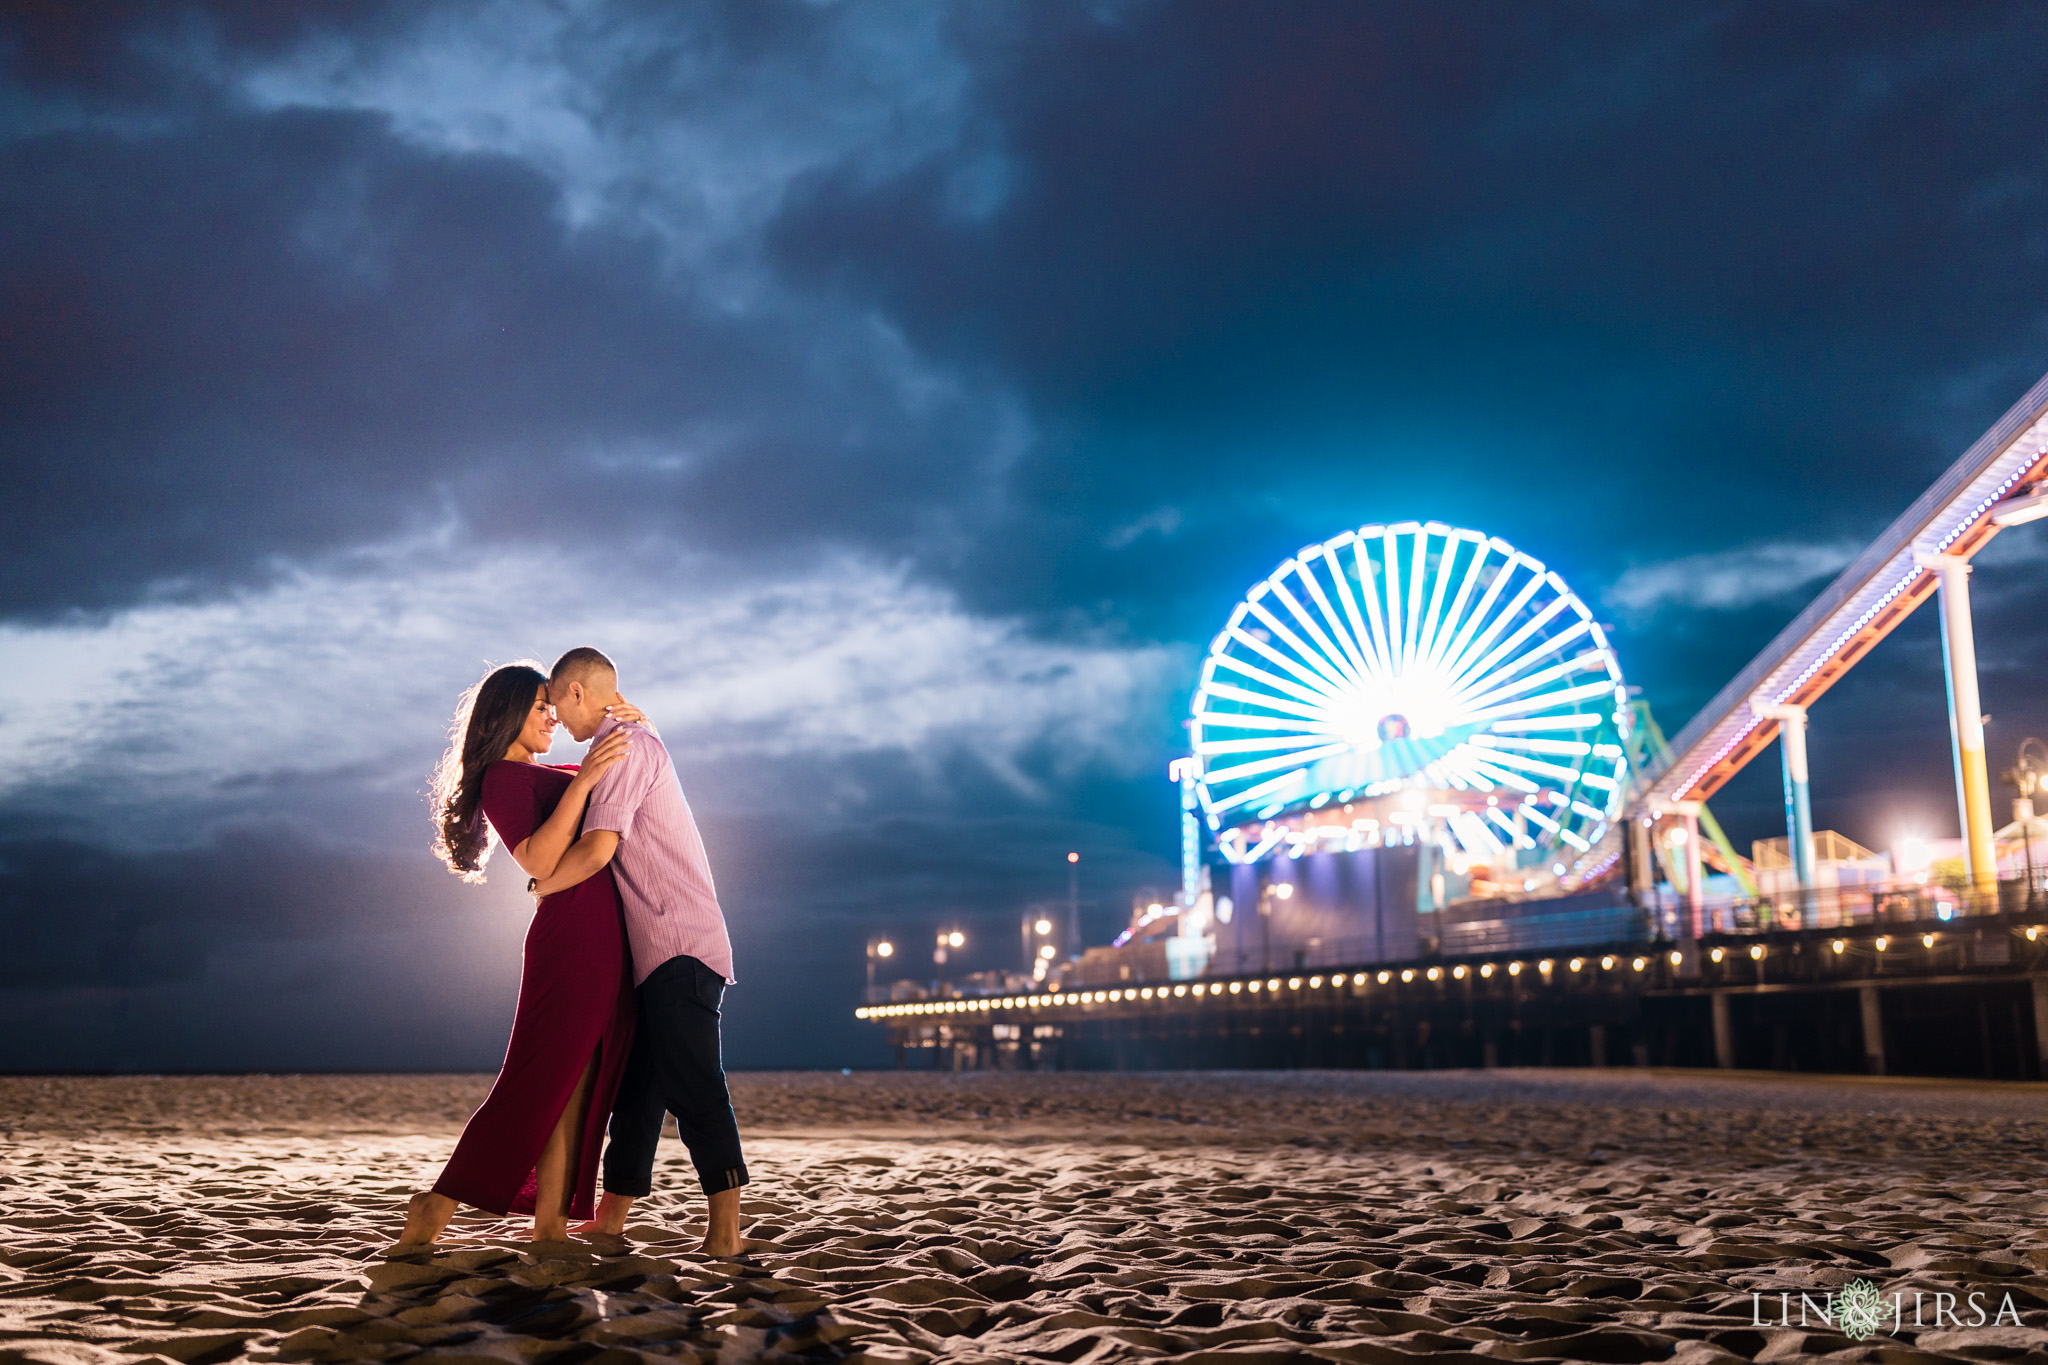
[4,2,2047,1072]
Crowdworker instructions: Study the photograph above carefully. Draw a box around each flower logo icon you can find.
[1836,1279,1887,1340]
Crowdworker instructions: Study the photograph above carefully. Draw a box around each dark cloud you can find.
[0,103,1004,615]
[772,1,2048,629]
[0,1,1010,616]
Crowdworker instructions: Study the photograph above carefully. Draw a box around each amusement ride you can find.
[1191,522,1629,893]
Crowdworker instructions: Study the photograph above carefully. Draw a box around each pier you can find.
[862,896,2048,1078]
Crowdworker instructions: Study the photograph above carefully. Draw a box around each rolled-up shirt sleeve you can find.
[584,727,663,841]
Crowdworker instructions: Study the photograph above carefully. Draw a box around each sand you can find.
[3,1069,2047,1364]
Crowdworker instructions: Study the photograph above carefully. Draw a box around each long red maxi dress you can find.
[431,760,637,1220]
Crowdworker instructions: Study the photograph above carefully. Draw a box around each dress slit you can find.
[429,759,638,1222]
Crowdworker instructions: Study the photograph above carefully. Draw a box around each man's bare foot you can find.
[397,1191,456,1248]
[698,1187,744,1258]
[569,1190,635,1239]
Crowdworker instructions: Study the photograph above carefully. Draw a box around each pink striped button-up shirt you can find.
[582,716,735,985]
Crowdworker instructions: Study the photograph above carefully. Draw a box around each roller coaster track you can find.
[1641,369,2048,808]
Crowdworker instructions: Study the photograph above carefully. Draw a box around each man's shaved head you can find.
[548,647,620,742]
[549,646,616,690]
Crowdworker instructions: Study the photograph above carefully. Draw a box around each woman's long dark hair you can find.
[430,662,547,881]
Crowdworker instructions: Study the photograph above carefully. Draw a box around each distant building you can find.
[1751,830,1892,896]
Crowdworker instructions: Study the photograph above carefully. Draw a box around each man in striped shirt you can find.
[532,647,748,1256]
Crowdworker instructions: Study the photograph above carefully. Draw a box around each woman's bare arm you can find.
[532,830,621,898]
[508,731,631,878]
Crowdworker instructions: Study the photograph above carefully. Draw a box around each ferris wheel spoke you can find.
[1421,760,1467,791]
[1434,749,1497,787]
[1454,644,1609,716]
[1452,593,1580,697]
[1194,710,1343,734]
[1436,548,1521,677]
[1462,678,1617,725]
[1485,806,1538,848]
[1267,576,1366,688]
[1454,749,1542,794]
[1314,544,1389,680]
[1212,647,1342,709]
[1449,560,1540,679]
[1413,528,1462,666]
[1380,528,1406,672]
[1448,580,1566,693]
[1243,601,1353,695]
[1450,616,1593,706]
[1491,713,1602,732]
[1482,736,1595,760]
[1419,532,1488,671]
[1450,812,1507,857]
[1225,621,1347,700]
[1341,538,1397,677]
[1194,733,1347,757]
[1402,526,1431,664]
[1203,742,1353,787]
[1294,552,1380,684]
[1200,679,1331,723]
[1466,744,1584,785]
[1241,828,1289,861]
[1443,564,1546,688]
[1210,765,1317,814]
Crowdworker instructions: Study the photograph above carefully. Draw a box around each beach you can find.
[2,1069,2046,1363]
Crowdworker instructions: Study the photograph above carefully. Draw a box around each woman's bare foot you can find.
[397,1191,456,1248]
[570,1191,635,1239]
[530,1216,570,1243]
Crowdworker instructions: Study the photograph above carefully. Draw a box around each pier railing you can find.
[863,875,2044,1008]
[1645,872,2043,937]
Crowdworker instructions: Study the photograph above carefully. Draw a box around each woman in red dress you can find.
[398,662,640,1246]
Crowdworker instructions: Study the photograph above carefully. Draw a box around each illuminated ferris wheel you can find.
[1191,522,1630,863]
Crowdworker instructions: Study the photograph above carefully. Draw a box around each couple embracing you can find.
[397,648,747,1256]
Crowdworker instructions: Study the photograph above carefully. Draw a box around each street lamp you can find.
[1066,852,1081,958]
[2002,737,2046,907]
[1255,880,1293,973]
[865,938,895,995]
[1022,913,1058,978]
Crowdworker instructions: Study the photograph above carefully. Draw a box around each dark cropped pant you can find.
[601,953,749,1198]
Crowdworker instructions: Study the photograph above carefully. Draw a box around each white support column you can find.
[1649,799,1704,941]
[1170,758,1201,905]
[1684,808,1704,937]
[1752,701,1816,890]
[1915,553,1999,888]
[1628,817,1655,899]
